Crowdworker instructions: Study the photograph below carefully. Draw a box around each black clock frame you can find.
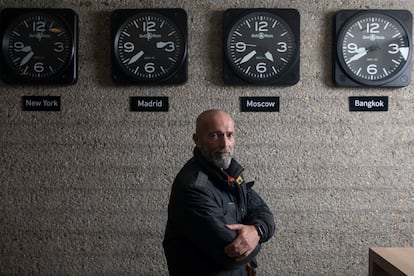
[0,8,78,85]
[223,8,300,86]
[333,9,412,87]
[111,8,188,85]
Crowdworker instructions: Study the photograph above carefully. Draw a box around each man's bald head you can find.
[195,109,233,136]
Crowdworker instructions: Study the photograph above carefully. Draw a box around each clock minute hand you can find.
[127,50,144,65]
[347,48,367,63]
[239,50,257,64]
[20,51,34,66]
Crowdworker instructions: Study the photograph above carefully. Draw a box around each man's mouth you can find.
[215,150,230,157]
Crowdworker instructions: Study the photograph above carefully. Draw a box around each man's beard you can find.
[211,149,232,169]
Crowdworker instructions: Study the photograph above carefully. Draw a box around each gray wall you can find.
[1,0,413,275]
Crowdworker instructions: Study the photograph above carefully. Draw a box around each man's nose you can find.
[219,135,230,147]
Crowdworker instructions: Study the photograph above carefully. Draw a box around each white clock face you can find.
[337,12,411,85]
[114,12,186,82]
[225,11,298,83]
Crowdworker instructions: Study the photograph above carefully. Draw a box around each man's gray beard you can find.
[213,156,232,169]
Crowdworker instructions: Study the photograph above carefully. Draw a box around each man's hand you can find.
[224,224,260,261]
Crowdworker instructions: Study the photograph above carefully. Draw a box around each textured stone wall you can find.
[1,0,413,275]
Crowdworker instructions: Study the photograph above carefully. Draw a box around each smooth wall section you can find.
[1,0,413,275]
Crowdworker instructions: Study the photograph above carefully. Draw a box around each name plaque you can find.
[240,97,280,112]
[349,96,388,112]
[130,96,168,112]
[22,96,60,111]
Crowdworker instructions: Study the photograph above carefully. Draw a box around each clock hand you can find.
[346,47,367,63]
[156,41,175,49]
[127,50,144,65]
[264,51,274,62]
[156,42,168,48]
[240,50,257,64]
[15,46,32,53]
[20,51,34,66]
[399,47,409,60]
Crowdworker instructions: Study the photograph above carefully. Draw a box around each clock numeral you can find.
[34,62,45,73]
[164,42,175,52]
[255,21,268,32]
[54,42,64,53]
[366,23,380,34]
[12,42,25,51]
[277,42,288,53]
[235,42,247,52]
[123,42,135,53]
[367,64,377,75]
[144,63,155,73]
[143,21,156,32]
[347,43,359,53]
[256,62,267,73]
[32,21,46,32]
[388,43,399,54]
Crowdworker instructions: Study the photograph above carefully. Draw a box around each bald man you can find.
[163,109,275,276]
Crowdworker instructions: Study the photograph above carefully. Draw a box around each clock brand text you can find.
[29,33,51,39]
[251,32,274,39]
[362,34,385,41]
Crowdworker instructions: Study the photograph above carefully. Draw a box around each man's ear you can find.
[193,133,199,146]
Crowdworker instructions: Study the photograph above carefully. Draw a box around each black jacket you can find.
[163,148,275,275]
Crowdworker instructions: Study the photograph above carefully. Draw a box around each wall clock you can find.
[0,8,78,85]
[111,9,188,85]
[333,10,412,87]
[223,8,300,86]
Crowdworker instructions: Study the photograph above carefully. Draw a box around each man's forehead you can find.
[204,115,234,129]
[196,110,234,131]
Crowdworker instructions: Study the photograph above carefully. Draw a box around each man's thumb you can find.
[225,224,243,231]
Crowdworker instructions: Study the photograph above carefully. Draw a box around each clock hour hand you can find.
[347,47,367,63]
[156,42,170,48]
[264,51,274,62]
[156,41,175,52]
[240,50,257,64]
[15,46,32,53]
[20,51,34,66]
[127,50,144,65]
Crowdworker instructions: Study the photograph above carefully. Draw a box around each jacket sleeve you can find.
[243,182,276,243]
[172,181,261,269]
